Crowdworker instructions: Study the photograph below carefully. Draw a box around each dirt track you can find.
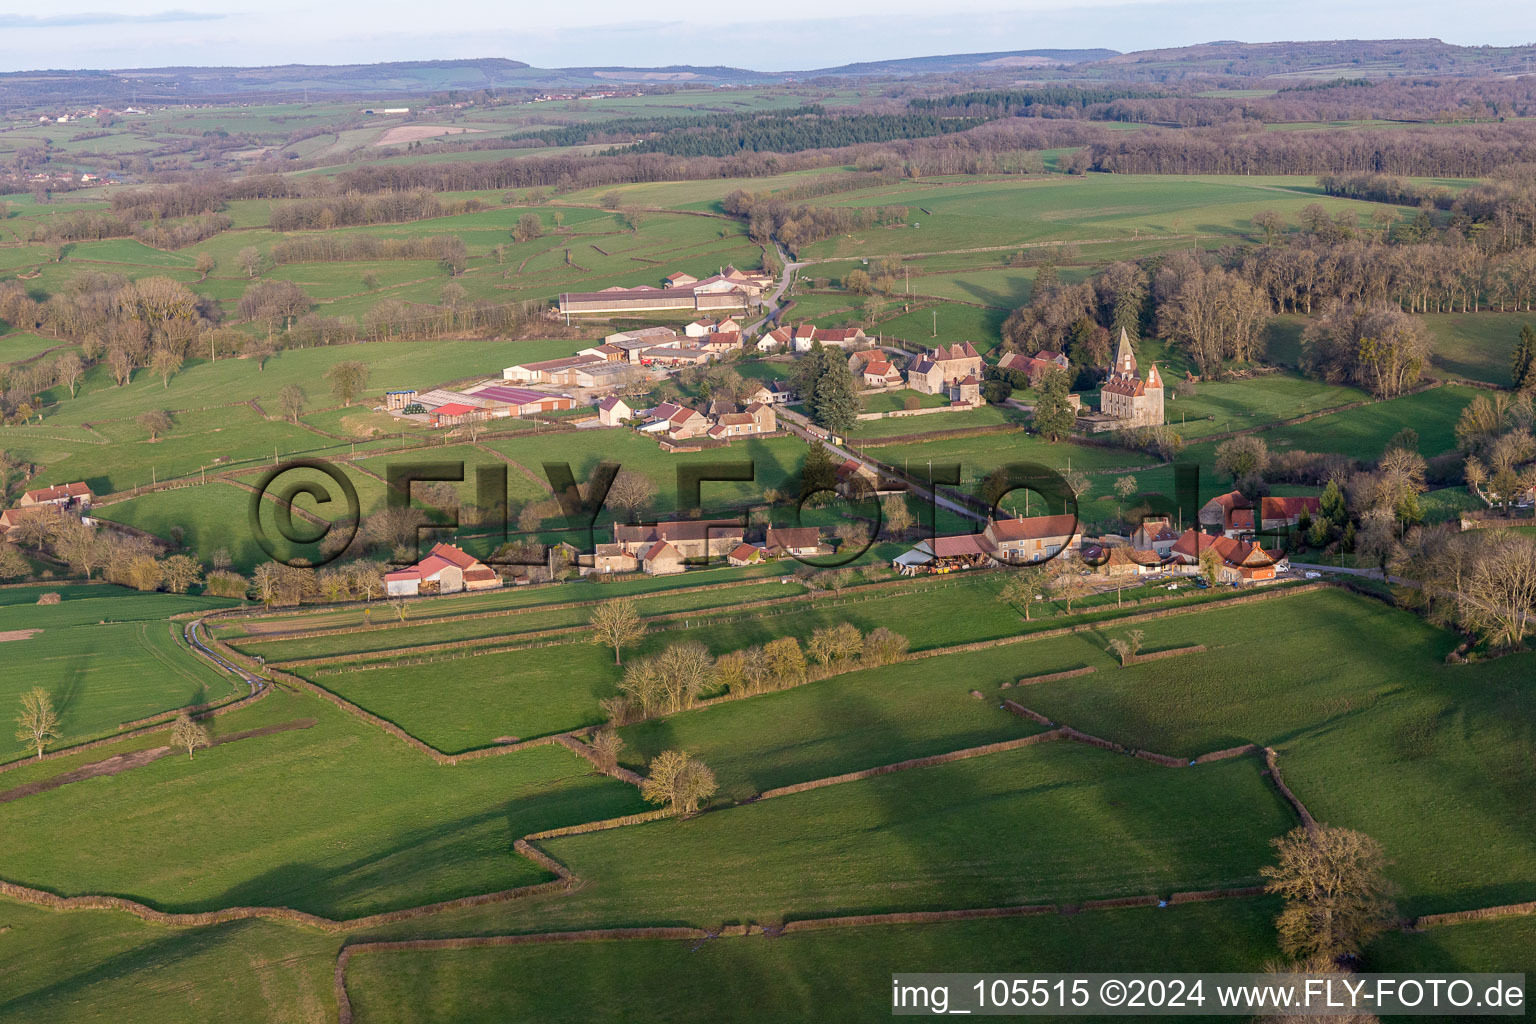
[0,718,315,804]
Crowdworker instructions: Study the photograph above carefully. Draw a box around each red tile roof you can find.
[986,514,1078,542]
[22,482,90,502]
[728,543,762,562]
[766,527,821,550]
[1261,495,1321,520]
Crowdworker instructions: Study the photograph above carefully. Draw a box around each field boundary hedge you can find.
[1412,901,1536,930]
[755,731,1066,800]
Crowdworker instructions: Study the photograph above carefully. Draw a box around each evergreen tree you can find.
[1513,324,1536,391]
[812,357,860,437]
[1031,368,1077,442]
[793,343,859,437]
[1320,479,1347,529]
[800,443,839,500]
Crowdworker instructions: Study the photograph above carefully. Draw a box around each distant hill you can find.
[802,49,1119,77]
[5,40,1536,108]
[1080,38,1536,78]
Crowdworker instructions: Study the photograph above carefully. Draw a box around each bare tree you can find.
[606,471,656,523]
[236,246,262,278]
[1262,825,1396,960]
[278,384,305,423]
[55,351,85,397]
[15,687,62,759]
[160,554,203,594]
[137,409,172,441]
[998,567,1047,621]
[590,598,646,665]
[151,347,182,387]
[170,714,211,760]
[588,728,624,772]
[640,749,717,815]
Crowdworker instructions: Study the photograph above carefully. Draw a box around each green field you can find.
[344,901,1282,1024]
[0,690,644,918]
[797,175,1409,260]
[1421,312,1536,387]
[0,586,240,762]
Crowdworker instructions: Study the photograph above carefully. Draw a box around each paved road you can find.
[184,618,266,693]
[776,406,986,524]
[1288,562,1416,587]
[745,241,802,335]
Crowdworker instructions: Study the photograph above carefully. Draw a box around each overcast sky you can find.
[1,1,1535,73]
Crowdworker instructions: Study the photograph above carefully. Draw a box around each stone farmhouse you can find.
[19,482,93,510]
[705,401,776,440]
[894,514,1081,574]
[906,342,983,399]
[611,519,747,574]
[384,542,501,596]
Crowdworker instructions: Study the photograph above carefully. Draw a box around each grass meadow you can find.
[0,690,645,918]
[344,900,1282,1024]
[0,586,241,763]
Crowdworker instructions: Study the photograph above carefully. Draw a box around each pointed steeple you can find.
[1115,327,1137,377]
[1146,362,1162,388]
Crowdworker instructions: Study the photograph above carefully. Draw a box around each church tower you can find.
[1114,327,1137,377]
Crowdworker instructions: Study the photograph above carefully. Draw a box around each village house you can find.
[638,402,710,440]
[835,458,884,498]
[906,342,983,396]
[19,482,92,510]
[996,349,1069,382]
[597,396,634,426]
[764,526,829,558]
[685,317,740,340]
[861,359,903,388]
[639,541,686,575]
[750,381,797,405]
[1169,529,1285,583]
[612,519,746,566]
[1199,490,1253,533]
[982,513,1081,564]
[1260,495,1322,532]
[1082,543,1165,578]
[665,271,699,288]
[705,401,776,440]
[587,543,640,574]
[727,542,766,566]
[384,542,501,596]
[1130,517,1181,559]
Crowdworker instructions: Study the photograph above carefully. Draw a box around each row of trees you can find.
[722,188,908,257]
[592,597,910,725]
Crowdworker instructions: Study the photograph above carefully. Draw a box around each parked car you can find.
[1304,571,1322,579]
